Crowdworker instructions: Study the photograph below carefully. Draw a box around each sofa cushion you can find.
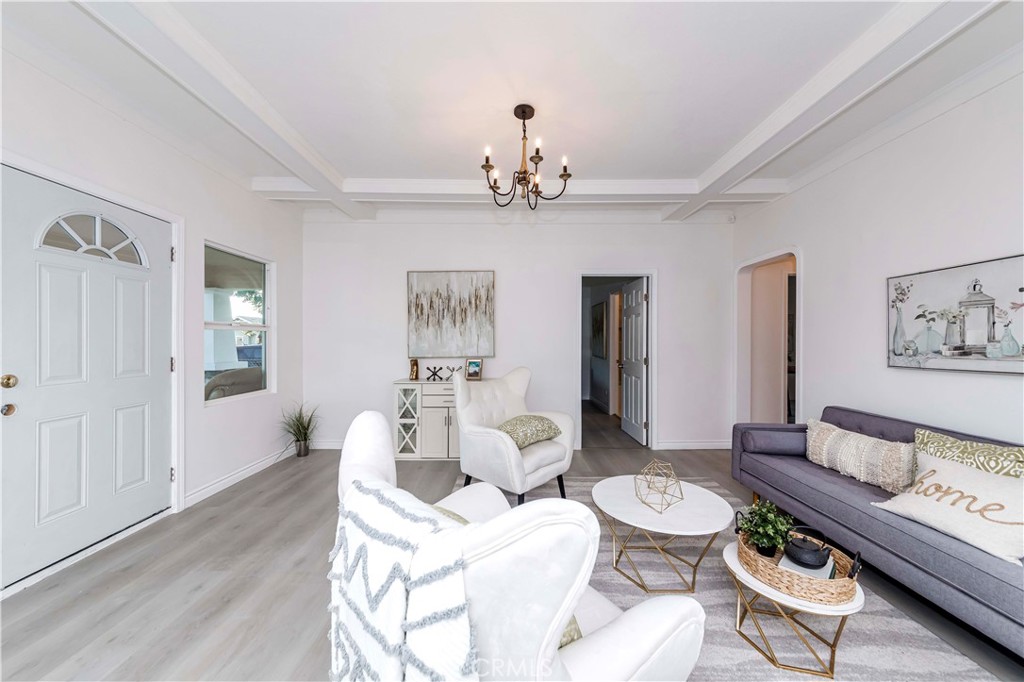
[740,452,1024,625]
[873,453,1024,565]
[916,428,1024,478]
[806,418,915,493]
[821,405,1020,447]
[520,439,566,474]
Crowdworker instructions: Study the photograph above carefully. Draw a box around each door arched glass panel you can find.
[39,213,147,267]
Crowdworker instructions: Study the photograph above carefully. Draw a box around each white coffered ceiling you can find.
[2,2,1021,222]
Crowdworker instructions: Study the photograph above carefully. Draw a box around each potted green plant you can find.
[282,403,319,458]
[735,500,794,557]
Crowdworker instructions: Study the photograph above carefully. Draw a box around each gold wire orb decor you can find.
[634,459,684,513]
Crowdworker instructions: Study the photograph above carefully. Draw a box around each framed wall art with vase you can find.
[408,271,494,358]
[887,255,1023,375]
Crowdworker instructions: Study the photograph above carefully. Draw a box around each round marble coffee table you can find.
[723,541,865,678]
[591,475,733,593]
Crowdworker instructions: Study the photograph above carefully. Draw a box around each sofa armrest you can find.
[732,423,807,481]
[559,595,705,681]
[458,423,528,492]
[741,429,807,455]
[435,481,511,522]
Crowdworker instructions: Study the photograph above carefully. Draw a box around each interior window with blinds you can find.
[203,245,270,401]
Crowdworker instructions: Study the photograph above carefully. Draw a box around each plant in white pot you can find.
[282,403,319,458]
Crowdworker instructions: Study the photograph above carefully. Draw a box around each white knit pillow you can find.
[806,418,915,493]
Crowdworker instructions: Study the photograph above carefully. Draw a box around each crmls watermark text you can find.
[472,658,553,678]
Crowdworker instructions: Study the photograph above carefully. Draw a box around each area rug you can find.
[452,476,994,681]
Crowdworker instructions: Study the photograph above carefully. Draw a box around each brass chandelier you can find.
[481,104,572,209]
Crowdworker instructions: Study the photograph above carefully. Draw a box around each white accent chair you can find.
[339,411,706,681]
[453,367,574,505]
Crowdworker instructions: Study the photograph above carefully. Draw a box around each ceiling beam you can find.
[76,1,375,220]
[665,0,1001,222]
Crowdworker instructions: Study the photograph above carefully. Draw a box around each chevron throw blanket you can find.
[329,480,479,681]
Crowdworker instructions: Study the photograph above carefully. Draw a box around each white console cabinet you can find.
[393,380,460,459]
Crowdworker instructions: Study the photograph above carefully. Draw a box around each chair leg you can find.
[464,474,472,488]
[557,475,566,499]
[517,493,525,506]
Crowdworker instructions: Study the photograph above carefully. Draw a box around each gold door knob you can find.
[0,374,17,389]
[1,404,16,416]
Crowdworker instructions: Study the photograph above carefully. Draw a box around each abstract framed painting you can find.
[408,271,495,358]
[887,254,1023,375]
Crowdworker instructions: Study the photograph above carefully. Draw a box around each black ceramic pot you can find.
[785,526,832,568]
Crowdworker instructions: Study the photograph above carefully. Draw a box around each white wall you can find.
[2,53,307,503]
[750,257,795,422]
[734,74,1024,443]
[303,216,735,450]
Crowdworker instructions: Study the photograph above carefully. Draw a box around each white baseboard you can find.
[184,444,295,507]
[312,439,344,450]
[654,440,731,450]
[1,509,171,599]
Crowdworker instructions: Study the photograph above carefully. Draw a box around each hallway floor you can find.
[580,400,645,449]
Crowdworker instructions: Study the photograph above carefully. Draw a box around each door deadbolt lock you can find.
[0,374,17,389]
[1,404,16,416]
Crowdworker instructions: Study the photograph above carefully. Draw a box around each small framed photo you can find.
[465,358,483,381]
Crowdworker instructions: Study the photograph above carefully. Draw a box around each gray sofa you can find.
[732,405,1024,657]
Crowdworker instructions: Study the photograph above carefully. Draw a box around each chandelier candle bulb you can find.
[562,156,568,172]
[484,146,491,164]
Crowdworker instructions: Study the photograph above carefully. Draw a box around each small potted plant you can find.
[282,403,319,458]
[736,500,794,557]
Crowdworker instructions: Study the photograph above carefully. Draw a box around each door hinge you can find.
[643,357,648,366]
[170,467,176,482]
[643,421,649,430]
[643,292,649,302]
[170,357,176,372]
[170,246,176,262]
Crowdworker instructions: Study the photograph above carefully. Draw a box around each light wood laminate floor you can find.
[2,419,1022,680]
[580,401,645,450]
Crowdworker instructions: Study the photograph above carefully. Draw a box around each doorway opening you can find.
[736,251,800,424]
[581,275,650,449]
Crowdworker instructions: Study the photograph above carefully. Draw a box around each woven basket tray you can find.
[737,531,858,606]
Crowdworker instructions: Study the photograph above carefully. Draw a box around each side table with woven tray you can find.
[724,532,865,679]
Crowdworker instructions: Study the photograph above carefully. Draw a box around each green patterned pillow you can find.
[915,429,1023,478]
[498,415,562,449]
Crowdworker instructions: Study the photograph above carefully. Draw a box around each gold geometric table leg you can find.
[598,508,719,594]
[731,574,850,679]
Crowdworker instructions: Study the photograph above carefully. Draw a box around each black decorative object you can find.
[784,526,833,569]
[425,366,442,382]
[846,552,863,579]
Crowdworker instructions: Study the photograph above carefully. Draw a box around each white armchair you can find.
[338,411,706,681]
[454,367,575,505]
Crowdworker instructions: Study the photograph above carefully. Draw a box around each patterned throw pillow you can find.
[873,452,1024,564]
[806,419,915,494]
[915,429,1023,478]
[498,415,562,449]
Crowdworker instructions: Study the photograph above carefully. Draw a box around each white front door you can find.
[621,277,648,445]
[1,165,173,587]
